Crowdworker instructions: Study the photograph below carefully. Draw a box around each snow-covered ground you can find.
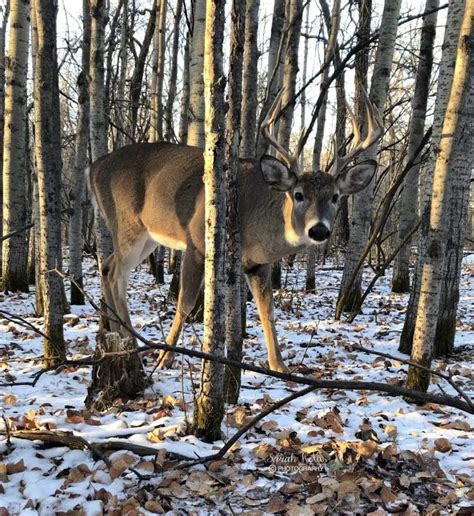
[0,255,473,515]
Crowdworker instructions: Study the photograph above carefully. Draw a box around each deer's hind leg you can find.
[158,243,204,369]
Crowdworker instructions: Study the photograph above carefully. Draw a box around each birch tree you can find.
[90,0,112,263]
[2,0,30,292]
[239,0,259,157]
[223,0,245,404]
[187,0,206,147]
[150,0,167,142]
[336,0,402,317]
[406,1,473,391]
[392,0,439,292]
[69,0,91,305]
[33,0,65,367]
[399,0,466,355]
[0,1,9,230]
[192,0,227,442]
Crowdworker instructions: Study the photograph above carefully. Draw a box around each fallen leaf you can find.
[3,394,17,405]
[434,437,452,453]
[6,460,26,474]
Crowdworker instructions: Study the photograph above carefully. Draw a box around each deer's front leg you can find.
[245,264,288,373]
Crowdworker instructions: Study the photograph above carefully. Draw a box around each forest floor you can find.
[0,255,473,515]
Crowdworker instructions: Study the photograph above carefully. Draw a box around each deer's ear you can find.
[336,159,377,195]
[260,155,296,192]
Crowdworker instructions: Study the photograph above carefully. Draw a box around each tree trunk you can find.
[0,0,9,249]
[391,0,439,293]
[192,0,226,443]
[2,0,30,293]
[149,0,167,142]
[129,5,156,140]
[114,0,128,148]
[399,0,466,355]
[256,0,285,156]
[164,0,183,141]
[33,0,66,368]
[406,2,473,391]
[239,0,259,157]
[69,0,91,306]
[223,0,245,405]
[90,0,113,263]
[336,0,402,318]
[178,28,190,143]
[187,0,206,147]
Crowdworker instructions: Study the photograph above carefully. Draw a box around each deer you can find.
[89,88,383,373]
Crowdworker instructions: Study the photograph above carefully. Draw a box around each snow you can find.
[0,256,473,514]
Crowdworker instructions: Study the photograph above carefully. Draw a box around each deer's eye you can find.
[332,194,339,203]
[294,192,304,202]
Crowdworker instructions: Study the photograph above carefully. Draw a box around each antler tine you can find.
[329,87,383,176]
[260,87,302,174]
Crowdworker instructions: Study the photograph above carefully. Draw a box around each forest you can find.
[0,0,473,513]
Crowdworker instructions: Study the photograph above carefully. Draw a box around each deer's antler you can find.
[260,88,305,176]
[329,86,383,176]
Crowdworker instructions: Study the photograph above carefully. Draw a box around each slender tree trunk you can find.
[192,0,226,443]
[0,0,9,249]
[256,0,285,156]
[178,28,190,143]
[187,0,206,147]
[2,0,30,293]
[223,0,245,405]
[129,5,156,140]
[399,0,466,355]
[406,2,473,391]
[33,0,66,368]
[239,0,260,157]
[150,0,167,142]
[114,0,128,148]
[306,0,340,292]
[164,0,183,141]
[336,0,402,318]
[392,0,439,293]
[90,0,113,263]
[69,0,91,306]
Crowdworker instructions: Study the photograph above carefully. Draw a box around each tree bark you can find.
[223,0,245,405]
[69,0,91,306]
[149,0,167,142]
[0,0,9,248]
[164,0,183,142]
[2,0,30,293]
[406,1,473,391]
[90,0,113,263]
[114,0,128,148]
[336,0,402,318]
[178,28,190,143]
[192,0,226,443]
[187,0,206,147]
[239,0,260,157]
[33,0,66,368]
[392,0,439,293]
[399,0,466,355]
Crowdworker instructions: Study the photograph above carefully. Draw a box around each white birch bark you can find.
[192,0,227,442]
[406,1,473,391]
[392,0,439,292]
[187,0,206,147]
[2,0,30,292]
[239,0,260,157]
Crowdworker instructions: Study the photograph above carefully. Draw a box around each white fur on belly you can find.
[149,231,187,250]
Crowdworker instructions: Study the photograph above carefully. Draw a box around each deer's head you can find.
[259,88,383,245]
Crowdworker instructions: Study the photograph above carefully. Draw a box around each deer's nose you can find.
[309,223,330,242]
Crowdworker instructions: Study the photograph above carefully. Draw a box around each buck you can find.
[89,90,382,373]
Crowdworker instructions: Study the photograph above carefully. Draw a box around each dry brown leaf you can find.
[6,459,26,474]
[266,495,287,513]
[65,409,84,425]
[384,424,397,440]
[337,480,360,496]
[353,440,378,458]
[3,394,17,405]
[144,500,164,514]
[434,437,452,453]
[0,464,8,482]
[253,442,275,460]
[380,485,397,505]
[440,419,471,431]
